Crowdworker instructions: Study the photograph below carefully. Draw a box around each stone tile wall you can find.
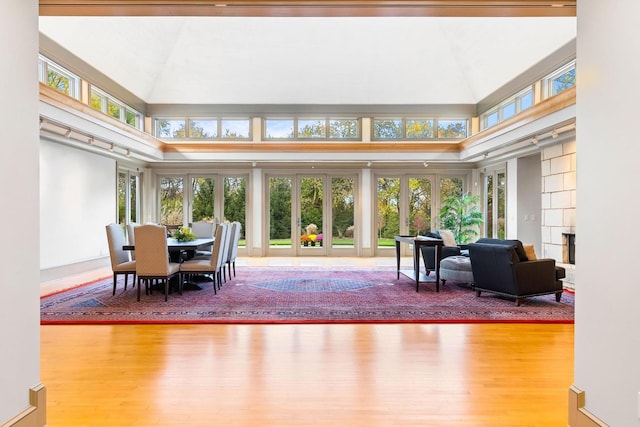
[541,139,576,288]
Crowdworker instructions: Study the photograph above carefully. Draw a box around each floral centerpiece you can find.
[300,234,313,245]
[171,226,197,242]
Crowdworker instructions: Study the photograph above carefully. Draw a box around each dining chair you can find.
[218,222,233,284]
[105,223,137,295]
[126,222,139,260]
[226,221,241,279]
[134,224,181,302]
[179,224,226,294]
[190,221,214,258]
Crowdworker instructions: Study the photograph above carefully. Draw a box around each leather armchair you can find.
[467,238,564,306]
[420,230,461,274]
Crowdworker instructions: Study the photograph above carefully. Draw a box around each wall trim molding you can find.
[569,386,608,427]
[0,384,46,427]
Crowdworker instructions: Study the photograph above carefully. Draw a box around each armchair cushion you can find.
[421,230,461,272]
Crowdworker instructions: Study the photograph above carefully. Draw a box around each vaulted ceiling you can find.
[38,2,576,107]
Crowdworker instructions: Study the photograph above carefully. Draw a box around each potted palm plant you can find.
[439,192,484,244]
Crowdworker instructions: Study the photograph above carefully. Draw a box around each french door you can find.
[375,174,465,256]
[266,173,356,256]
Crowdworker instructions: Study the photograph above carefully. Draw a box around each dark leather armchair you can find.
[467,238,564,306]
[420,230,462,274]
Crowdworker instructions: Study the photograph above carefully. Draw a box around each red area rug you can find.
[40,266,574,324]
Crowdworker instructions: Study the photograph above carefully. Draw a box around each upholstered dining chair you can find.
[190,221,214,259]
[226,221,241,279]
[179,224,226,294]
[126,222,139,260]
[134,224,181,302]
[105,223,137,295]
[217,223,233,284]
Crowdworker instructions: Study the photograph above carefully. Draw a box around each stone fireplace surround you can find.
[541,138,576,289]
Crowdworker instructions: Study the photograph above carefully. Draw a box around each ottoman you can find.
[439,255,474,286]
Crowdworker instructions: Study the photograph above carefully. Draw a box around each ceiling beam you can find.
[39,0,576,17]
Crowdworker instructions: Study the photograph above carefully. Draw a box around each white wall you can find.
[0,0,41,423]
[39,139,116,270]
[575,1,640,424]
[517,154,542,254]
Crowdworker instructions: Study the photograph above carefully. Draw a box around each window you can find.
[189,119,217,138]
[118,168,141,226]
[155,118,251,140]
[373,118,466,140]
[373,119,403,139]
[437,120,467,139]
[545,60,576,98]
[480,86,534,130]
[264,118,360,140]
[38,55,80,99]
[406,119,434,139]
[329,119,359,139]
[264,119,294,139]
[298,119,326,138]
[90,86,143,130]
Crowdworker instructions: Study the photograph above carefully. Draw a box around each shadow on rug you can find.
[41,266,574,324]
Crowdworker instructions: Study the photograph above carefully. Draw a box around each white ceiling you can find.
[38,16,576,105]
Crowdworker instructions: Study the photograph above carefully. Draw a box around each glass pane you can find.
[107,99,121,120]
[486,111,498,128]
[265,119,294,139]
[331,177,355,248]
[502,101,516,120]
[520,91,533,110]
[440,177,463,206]
[497,172,506,239]
[189,119,217,138]
[377,178,400,247]
[329,119,358,138]
[300,177,324,248]
[552,68,576,95]
[90,90,103,111]
[221,119,250,139]
[269,177,292,247]
[373,119,402,139]
[406,119,434,139]
[486,175,494,237]
[157,119,187,139]
[160,177,184,226]
[47,68,71,96]
[298,119,326,138]
[437,119,467,139]
[191,177,215,222]
[224,176,247,247]
[125,109,138,127]
[408,177,432,235]
[117,172,127,226]
[129,174,138,223]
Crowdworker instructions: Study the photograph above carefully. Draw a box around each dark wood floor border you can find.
[0,384,46,427]
[569,385,608,427]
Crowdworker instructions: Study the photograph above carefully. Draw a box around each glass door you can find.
[266,174,357,256]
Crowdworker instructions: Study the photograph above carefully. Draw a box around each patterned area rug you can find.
[40,266,574,324]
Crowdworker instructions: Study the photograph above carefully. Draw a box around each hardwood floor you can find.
[41,323,574,426]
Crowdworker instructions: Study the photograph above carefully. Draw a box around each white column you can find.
[0,0,41,423]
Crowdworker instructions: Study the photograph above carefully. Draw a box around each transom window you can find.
[263,118,360,140]
[38,55,81,99]
[90,87,143,130]
[155,118,251,140]
[546,60,576,97]
[480,86,534,131]
[372,118,466,140]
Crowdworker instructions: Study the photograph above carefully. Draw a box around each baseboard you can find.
[569,385,608,427]
[40,256,110,284]
[0,384,46,427]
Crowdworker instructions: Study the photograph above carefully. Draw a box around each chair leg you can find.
[124,273,129,291]
[232,261,236,277]
[164,279,169,302]
[137,277,141,301]
[555,291,562,302]
[113,273,117,295]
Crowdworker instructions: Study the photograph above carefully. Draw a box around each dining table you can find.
[123,237,215,290]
